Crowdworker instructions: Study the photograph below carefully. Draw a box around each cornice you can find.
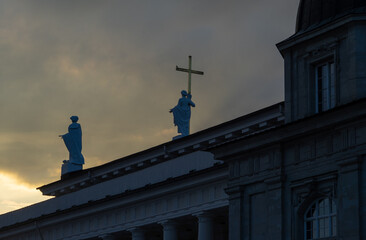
[38,102,284,197]
[277,15,366,55]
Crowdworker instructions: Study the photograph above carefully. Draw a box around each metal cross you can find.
[176,56,204,94]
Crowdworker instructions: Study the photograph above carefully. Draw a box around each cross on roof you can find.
[176,56,204,94]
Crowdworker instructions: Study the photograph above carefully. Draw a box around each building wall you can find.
[0,151,228,240]
[280,18,366,122]
[361,154,366,239]
[221,109,366,240]
[0,165,228,240]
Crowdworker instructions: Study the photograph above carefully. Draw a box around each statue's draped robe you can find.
[171,97,195,136]
[62,123,84,165]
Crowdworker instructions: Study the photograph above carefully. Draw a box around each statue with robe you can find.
[60,116,84,176]
[170,90,195,137]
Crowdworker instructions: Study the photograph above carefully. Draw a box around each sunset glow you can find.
[0,0,299,215]
[0,172,52,214]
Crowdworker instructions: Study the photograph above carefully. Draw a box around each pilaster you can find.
[225,186,244,240]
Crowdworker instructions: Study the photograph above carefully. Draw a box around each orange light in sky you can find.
[0,172,53,214]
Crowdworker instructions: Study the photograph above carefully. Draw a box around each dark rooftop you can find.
[296,0,366,33]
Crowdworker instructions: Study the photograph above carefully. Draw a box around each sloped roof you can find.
[296,0,366,33]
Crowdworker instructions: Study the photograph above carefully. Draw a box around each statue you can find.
[170,90,196,138]
[59,116,84,175]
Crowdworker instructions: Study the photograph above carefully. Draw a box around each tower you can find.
[277,0,366,122]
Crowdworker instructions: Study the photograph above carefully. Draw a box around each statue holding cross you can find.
[170,56,204,139]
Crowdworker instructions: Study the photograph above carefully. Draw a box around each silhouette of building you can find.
[1,0,366,239]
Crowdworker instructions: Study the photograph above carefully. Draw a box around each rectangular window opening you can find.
[315,61,336,113]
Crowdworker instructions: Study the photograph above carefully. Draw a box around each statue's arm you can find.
[187,94,195,107]
[189,100,196,107]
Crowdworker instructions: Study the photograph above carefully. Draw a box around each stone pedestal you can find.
[172,135,184,140]
[160,220,178,240]
[196,212,214,240]
[61,160,82,175]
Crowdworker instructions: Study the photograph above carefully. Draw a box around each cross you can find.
[176,56,204,94]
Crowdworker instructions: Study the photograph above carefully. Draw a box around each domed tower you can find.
[277,0,366,122]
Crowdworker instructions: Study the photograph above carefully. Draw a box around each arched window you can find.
[304,198,337,239]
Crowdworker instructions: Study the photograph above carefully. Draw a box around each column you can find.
[129,227,145,240]
[337,158,361,239]
[99,234,116,240]
[160,220,178,240]
[225,186,244,240]
[195,212,214,240]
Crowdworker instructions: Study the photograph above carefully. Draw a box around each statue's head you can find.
[70,116,79,123]
[181,90,188,97]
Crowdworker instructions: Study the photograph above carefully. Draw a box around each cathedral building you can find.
[1,0,366,239]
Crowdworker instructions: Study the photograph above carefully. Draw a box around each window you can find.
[315,62,336,113]
[304,198,337,239]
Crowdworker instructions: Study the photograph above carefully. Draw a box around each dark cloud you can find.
[0,0,300,185]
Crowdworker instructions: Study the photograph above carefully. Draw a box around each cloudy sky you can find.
[0,0,299,214]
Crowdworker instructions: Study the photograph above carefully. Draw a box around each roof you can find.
[296,0,366,33]
[37,102,284,197]
[0,163,227,232]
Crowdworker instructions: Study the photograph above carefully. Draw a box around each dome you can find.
[296,0,366,33]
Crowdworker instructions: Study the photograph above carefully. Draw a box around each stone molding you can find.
[38,103,284,197]
[0,177,228,240]
[277,15,366,52]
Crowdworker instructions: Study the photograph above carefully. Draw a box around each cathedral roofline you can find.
[38,102,285,197]
[296,0,366,34]
[209,98,366,161]
[0,163,228,232]
[277,14,366,55]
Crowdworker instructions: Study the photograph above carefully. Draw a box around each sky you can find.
[0,0,300,214]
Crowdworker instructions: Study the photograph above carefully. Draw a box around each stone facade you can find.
[0,151,230,240]
[208,1,366,239]
[211,100,366,240]
[278,18,366,122]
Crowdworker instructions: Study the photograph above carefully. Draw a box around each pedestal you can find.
[61,160,82,175]
[172,135,184,140]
